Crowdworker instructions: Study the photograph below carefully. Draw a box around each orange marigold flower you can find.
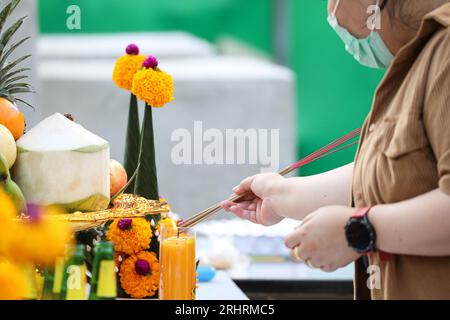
[106,218,152,255]
[119,251,160,298]
[112,54,147,91]
[131,67,174,107]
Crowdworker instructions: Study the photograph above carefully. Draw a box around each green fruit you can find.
[3,179,25,212]
[0,152,25,213]
[0,153,10,180]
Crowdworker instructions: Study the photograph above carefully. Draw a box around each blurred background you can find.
[9,0,387,299]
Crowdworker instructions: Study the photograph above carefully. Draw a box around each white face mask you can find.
[327,0,394,69]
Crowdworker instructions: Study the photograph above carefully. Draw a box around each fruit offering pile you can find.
[0,0,178,300]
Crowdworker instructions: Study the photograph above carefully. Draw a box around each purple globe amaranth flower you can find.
[126,44,140,55]
[26,203,42,222]
[118,218,133,231]
[143,55,158,69]
[135,259,151,276]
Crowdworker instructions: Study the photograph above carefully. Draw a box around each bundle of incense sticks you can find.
[179,128,361,230]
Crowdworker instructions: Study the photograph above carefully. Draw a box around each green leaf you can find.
[0,67,30,83]
[0,36,30,67]
[5,82,30,90]
[8,87,33,94]
[9,0,21,13]
[134,105,159,200]
[123,94,141,193]
[15,98,34,110]
[0,3,13,35]
[4,74,27,86]
[0,54,31,78]
[0,16,26,57]
[110,162,140,203]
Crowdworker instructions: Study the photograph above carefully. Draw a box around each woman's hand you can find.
[285,206,361,272]
[221,173,285,226]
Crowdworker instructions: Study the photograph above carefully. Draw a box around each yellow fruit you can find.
[0,98,25,140]
[0,124,17,168]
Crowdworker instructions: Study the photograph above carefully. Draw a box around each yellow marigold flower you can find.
[112,54,147,91]
[6,206,72,266]
[107,218,152,255]
[0,260,27,300]
[157,217,178,238]
[119,251,160,298]
[0,190,15,242]
[131,67,174,107]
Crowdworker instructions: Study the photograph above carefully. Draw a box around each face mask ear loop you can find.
[370,0,381,34]
[332,0,341,18]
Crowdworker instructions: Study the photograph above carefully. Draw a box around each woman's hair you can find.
[380,0,449,30]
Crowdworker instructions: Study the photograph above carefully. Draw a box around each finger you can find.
[229,205,256,222]
[247,202,257,211]
[235,201,255,211]
[221,200,234,212]
[234,175,257,194]
[223,199,254,210]
[319,264,337,273]
[284,228,304,249]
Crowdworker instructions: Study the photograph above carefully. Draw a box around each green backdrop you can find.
[290,0,384,175]
[39,0,384,175]
[38,0,272,53]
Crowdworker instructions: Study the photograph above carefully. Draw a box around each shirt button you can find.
[369,123,376,132]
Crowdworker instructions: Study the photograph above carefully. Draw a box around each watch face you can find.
[345,218,373,252]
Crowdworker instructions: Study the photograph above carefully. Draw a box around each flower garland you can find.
[106,218,152,255]
[119,251,160,298]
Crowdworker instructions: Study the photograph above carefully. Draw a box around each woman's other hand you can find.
[221,173,285,226]
[285,206,361,272]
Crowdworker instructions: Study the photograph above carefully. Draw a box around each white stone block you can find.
[38,32,216,61]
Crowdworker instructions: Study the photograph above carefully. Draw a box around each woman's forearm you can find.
[370,189,450,256]
[270,163,354,220]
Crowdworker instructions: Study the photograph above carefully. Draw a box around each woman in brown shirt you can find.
[222,0,450,299]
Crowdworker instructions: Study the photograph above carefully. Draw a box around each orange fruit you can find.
[0,97,25,140]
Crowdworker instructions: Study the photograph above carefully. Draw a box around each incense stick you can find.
[178,128,361,230]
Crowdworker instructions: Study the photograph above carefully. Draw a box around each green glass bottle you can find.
[41,256,65,300]
[60,244,87,300]
[89,241,117,300]
[41,267,55,300]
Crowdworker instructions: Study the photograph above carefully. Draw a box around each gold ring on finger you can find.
[305,259,316,269]
[293,246,304,262]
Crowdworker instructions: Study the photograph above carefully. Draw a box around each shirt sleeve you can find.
[423,30,450,195]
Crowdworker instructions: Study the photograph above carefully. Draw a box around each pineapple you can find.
[0,0,33,140]
[0,0,33,106]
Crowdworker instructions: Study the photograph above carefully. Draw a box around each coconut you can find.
[13,113,110,212]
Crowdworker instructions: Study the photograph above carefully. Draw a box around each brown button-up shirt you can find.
[352,3,450,300]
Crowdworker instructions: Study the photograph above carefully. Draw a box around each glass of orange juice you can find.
[159,224,196,300]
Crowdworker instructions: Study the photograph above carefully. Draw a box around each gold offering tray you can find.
[20,194,170,232]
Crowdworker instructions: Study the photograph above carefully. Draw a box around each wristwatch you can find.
[345,207,376,254]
